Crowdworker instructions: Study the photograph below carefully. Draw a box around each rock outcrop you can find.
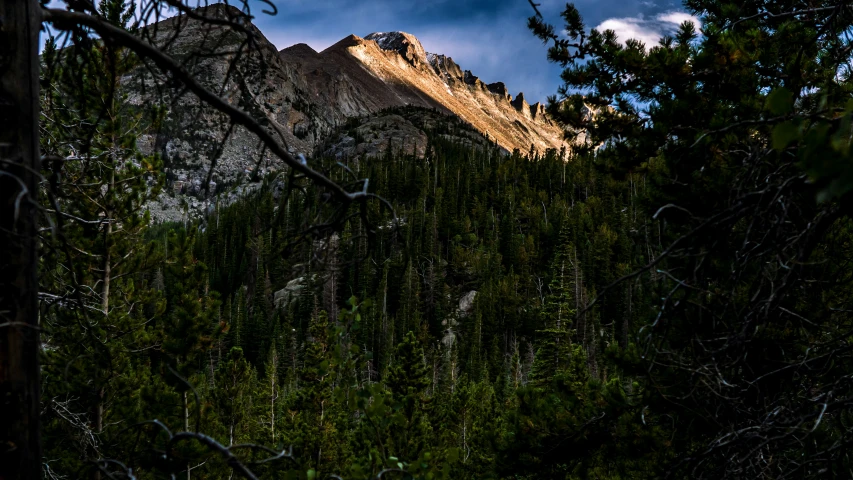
[511,92,531,119]
[428,54,464,81]
[487,82,511,100]
[274,277,310,309]
[364,31,428,66]
[458,290,477,317]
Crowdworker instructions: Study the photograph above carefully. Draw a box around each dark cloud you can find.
[251,0,694,103]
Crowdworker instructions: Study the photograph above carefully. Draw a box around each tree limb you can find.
[41,7,360,204]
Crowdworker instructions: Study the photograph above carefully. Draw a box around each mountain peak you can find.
[323,34,366,53]
[280,43,319,59]
[364,31,427,66]
[512,92,531,119]
[427,53,463,80]
[487,82,511,100]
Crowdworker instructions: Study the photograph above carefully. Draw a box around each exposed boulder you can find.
[458,290,477,317]
[273,276,310,309]
[440,290,477,351]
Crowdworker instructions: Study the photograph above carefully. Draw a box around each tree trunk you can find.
[92,390,104,480]
[0,0,42,478]
[101,170,114,315]
[183,391,190,480]
[269,373,276,444]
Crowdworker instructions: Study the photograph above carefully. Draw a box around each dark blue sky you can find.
[254,0,699,103]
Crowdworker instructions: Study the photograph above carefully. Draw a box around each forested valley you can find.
[3,0,853,479]
[40,91,654,476]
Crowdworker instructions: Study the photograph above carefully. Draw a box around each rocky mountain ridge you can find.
[137,5,569,221]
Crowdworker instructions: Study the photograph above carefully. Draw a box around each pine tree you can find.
[212,347,256,446]
[255,344,282,445]
[38,0,167,473]
[398,262,424,342]
[284,309,349,474]
[386,331,432,462]
[448,378,500,478]
[161,229,222,436]
[530,221,578,385]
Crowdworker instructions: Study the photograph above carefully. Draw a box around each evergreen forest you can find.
[6,0,853,479]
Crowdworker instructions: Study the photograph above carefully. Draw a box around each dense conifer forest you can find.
[3,0,853,478]
[40,99,656,477]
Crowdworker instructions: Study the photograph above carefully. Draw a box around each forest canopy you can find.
[1,0,853,479]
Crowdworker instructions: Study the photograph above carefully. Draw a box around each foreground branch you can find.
[42,7,360,204]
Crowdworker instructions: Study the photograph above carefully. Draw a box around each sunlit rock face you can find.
[292,29,569,155]
[364,32,428,66]
[278,26,570,156]
[428,54,464,82]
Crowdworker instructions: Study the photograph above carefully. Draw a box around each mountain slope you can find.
[136,5,569,221]
[280,31,566,155]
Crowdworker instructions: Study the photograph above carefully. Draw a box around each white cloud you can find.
[658,12,698,27]
[596,17,662,47]
[595,11,700,48]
